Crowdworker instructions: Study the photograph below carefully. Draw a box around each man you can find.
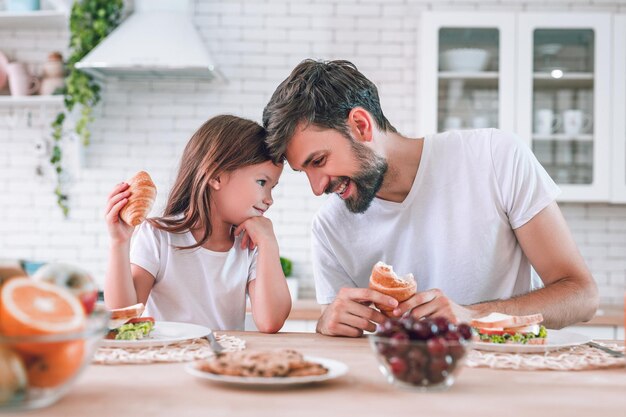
[263,59,598,337]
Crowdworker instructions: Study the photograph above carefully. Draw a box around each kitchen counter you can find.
[286,299,322,321]
[581,306,624,327]
[29,332,625,417]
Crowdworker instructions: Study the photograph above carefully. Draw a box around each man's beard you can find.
[325,141,388,214]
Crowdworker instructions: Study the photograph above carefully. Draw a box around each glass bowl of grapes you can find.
[369,316,473,392]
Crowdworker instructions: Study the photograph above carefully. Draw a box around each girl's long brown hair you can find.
[148,115,270,249]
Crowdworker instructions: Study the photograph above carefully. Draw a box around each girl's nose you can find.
[263,193,273,206]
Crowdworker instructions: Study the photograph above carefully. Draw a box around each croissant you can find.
[368,261,417,317]
[119,171,157,227]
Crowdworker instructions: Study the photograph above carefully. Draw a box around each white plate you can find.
[473,329,591,353]
[101,321,211,348]
[185,356,348,387]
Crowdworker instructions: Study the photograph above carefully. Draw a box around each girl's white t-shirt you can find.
[130,222,257,330]
[312,128,561,305]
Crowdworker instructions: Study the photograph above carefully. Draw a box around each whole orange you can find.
[22,341,85,388]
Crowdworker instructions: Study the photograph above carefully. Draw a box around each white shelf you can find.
[533,72,594,80]
[0,10,67,29]
[533,134,593,142]
[439,71,499,79]
[0,95,64,105]
[533,72,594,88]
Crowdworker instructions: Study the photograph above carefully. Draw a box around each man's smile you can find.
[328,177,352,199]
[335,178,349,196]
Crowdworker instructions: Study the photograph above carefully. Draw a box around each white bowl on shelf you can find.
[440,48,490,72]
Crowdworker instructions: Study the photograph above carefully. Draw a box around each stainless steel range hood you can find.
[75,0,221,81]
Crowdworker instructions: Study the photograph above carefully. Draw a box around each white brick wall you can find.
[1,0,625,306]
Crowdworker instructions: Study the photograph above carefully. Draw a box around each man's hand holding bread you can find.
[317,261,477,337]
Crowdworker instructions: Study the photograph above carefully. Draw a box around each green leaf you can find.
[280,257,293,277]
[50,0,124,216]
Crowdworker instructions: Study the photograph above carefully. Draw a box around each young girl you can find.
[104,115,291,333]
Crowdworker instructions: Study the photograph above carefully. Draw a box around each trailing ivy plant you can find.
[51,0,124,216]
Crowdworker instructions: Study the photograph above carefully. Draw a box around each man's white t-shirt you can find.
[312,129,560,305]
[130,222,257,330]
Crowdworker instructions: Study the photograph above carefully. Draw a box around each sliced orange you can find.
[0,278,86,355]
[0,278,87,388]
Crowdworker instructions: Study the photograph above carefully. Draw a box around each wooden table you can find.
[30,332,625,417]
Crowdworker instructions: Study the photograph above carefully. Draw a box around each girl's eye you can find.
[257,179,267,186]
[312,156,325,167]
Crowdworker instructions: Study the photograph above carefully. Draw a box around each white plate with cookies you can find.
[186,350,348,387]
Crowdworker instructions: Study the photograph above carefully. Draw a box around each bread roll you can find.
[107,303,145,330]
[108,303,145,320]
[368,261,417,317]
[469,312,544,329]
[119,171,156,227]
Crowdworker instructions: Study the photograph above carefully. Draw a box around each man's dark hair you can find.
[262,59,397,163]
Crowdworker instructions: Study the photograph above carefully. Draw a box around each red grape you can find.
[433,316,451,334]
[457,323,473,340]
[388,356,407,377]
[427,336,448,357]
[409,320,433,340]
[427,357,449,383]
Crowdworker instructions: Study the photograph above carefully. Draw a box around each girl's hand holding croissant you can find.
[105,182,135,245]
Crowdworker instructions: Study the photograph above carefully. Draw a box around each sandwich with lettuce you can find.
[470,312,547,344]
[106,303,155,341]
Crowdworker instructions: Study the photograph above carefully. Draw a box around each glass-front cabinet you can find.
[517,14,611,201]
[612,15,626,203]
[420,12,613,202]
[419,13,516,135]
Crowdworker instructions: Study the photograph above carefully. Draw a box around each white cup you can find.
[444,116,462,131]
[534,109,561,135]
[563,109,592,136]
[6,62,40,96]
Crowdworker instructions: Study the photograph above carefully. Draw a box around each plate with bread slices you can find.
[101,303,211,348]
[186,349,348,387]
[470,312,590,353]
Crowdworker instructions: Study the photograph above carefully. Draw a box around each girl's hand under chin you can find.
[233,216,278,251]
